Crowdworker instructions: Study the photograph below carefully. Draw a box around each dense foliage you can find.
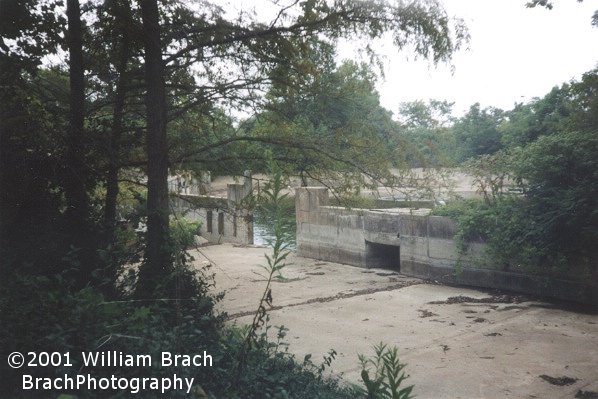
[433,69,598,277]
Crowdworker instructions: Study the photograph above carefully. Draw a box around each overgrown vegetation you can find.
[432,69,598,277]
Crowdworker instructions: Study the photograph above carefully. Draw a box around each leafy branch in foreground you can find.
[235,159,293,377]
[357,343,415,399]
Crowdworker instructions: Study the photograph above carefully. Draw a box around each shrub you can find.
[170,218,201,249]
[434,129,598,276]
[357,343,414,399]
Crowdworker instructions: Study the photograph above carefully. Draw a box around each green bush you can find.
[0,261,222,399]
[432,196,535,271]
[511,130,598,271]
[0,268,365,399]
[170,218,201,249]
[433,129,598,276]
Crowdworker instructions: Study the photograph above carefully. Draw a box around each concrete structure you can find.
[168,171,211,195]
[172,172,254,245]
[296,187,597,305]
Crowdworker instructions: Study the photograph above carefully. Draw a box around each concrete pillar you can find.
[227,171,253,208]
[243,170,252,197]
[199,171,211,195]
[295,187,328,223]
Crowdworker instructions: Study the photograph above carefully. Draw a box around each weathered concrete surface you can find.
[295,187,597,305]
[172,172,253,245]
[192,244,598,399]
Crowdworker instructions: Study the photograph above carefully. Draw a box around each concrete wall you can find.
[172,173,253,245]
[296,187,597,305]
[296,187,366,266]
[168,171,211,195]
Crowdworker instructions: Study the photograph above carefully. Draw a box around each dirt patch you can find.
[484,332,502,337]
[539,375,578,386]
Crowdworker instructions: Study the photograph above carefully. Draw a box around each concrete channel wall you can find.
[171,174,253,245]
[296,187,597,305]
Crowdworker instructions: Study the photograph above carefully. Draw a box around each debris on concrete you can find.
[539,375,578,386]
[418,309,438,318]
[428,294,527,305]
[576,390,598,398]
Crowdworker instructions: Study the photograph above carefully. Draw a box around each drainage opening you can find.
[365,241,400,271]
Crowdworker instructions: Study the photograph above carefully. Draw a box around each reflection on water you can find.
[252,202,296,249]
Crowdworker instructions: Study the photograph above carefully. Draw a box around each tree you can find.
[513,130,598,267]
[526,0,597,27]
[101,0,136,233]
[396,99,456,167]
[244,56,399,193]
[568,67,598,133]
[136,0,172,298]
[441,69,598,276]
[499,68,597,149]
[397,99,454,129]
[499,84,574,148]
[64,0,88,224]
[453,103,504,162]
[0,0,64,71]
[0,66,70,277]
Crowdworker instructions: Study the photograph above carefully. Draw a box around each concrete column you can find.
[243,170,252,197]
[295,187,328,223]
[199,171,211,195]
[295,187,329,210]
[226,172,253,208]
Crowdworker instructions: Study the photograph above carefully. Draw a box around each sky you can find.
[337,0,598,117]
[39,0,598,120]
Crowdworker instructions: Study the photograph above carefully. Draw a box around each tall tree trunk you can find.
[66,0,97,289]
[137,0,171,298]
[65,0,88,223]
[104,0,133,234]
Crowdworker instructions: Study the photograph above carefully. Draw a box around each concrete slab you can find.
[191,244,598,399]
